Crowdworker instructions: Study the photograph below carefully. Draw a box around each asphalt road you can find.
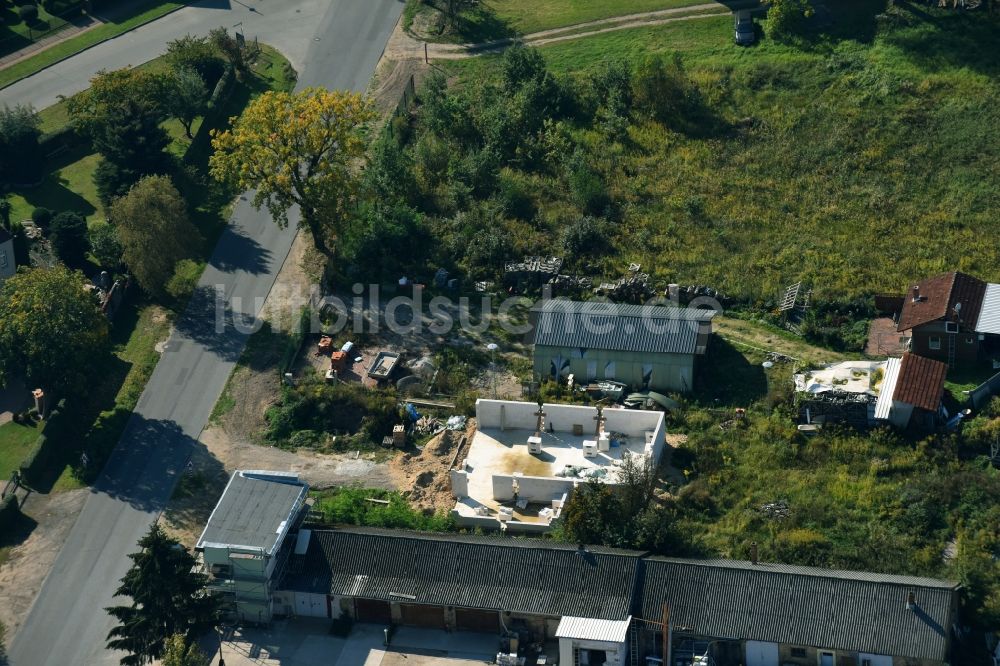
[2,0,362,109]
[5,1,404,664]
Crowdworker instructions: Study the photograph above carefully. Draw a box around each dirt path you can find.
[383,4,733,61]
[0,489,88,642]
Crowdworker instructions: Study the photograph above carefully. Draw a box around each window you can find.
[791,647,807,658]
[945,321,959,333]
[861,660,873,666]
[604,361,615,379]
[928,336,941,350]
[966,336,975,345]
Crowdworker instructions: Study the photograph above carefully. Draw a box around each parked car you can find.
[735,10,755,45]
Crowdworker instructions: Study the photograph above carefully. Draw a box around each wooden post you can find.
[424,42,429,64]
[662,603,671,666]
[593,404,605,435]
[533,403,546,436]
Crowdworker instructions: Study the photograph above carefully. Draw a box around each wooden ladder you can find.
[948,332,957,367]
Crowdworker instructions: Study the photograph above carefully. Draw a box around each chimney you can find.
[912,285,920,302]
[906,590,916,611]
[750,541,758,565]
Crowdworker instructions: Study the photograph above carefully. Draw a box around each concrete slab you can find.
[206,622,498,666]
[390,627,497,659]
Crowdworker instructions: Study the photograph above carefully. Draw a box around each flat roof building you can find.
[196,470,309,623]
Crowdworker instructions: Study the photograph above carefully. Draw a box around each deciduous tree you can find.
[165,68,208,139]
[161,634,210,666]
[208,27,247,77]
[765,0,814,40]
[89,221,123,271]
[165,34,225,85]
[106,524,221,666]
[209,88,376,254]
[110,175,202,297]
[0,265,108,392]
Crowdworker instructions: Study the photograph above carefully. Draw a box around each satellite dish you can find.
[487,343,499,351]
[762,361,774,369]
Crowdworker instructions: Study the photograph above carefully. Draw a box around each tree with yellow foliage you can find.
[209,88,376,255]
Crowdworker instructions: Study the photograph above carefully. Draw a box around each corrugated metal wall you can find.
[533,346,694,393]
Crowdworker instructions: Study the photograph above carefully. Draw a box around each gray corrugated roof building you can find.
[283,528,958,663]
[285,527,642,621]
[531,300,716,356]
[638,557,958,662]
[196,470,309,556]
[283,528,958,662]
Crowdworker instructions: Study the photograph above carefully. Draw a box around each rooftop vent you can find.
[912,286,925,303]
[906,590,916,611]
[750,541,759,565]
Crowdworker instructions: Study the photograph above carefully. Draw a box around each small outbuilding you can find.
[530,300,715,393]
[874,353,948,429]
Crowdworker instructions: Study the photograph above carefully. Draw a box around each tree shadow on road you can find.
[207,224,274,276]
[91,416,199,512]
[170,285,259,363]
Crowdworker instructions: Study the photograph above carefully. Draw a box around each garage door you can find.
[400,603,446,628]
[455,608,500,633]
[355,598,392,624]
[745,641,779,666]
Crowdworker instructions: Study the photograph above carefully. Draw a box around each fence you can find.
[0,1,88,60]
[969,369,1000,410]
[279,306,312,376]
[383,74,416,140]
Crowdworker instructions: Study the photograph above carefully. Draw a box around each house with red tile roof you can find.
[895,272,1000,365]
[874,353,949,429]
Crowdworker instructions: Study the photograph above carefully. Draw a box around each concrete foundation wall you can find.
[475,400,664,440]
[491,473,577,502]
[450,469,469,498]
[451,511,553,534]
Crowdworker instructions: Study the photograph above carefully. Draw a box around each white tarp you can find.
[794,360,887,396]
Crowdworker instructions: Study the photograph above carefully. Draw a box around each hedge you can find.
[38,124,86,157]
[18,399,69,488]
[205,64,234,113]
[0,493,20,533]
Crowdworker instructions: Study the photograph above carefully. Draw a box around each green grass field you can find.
[0,0,185,90]
[489,0,721,34]
[0,420,40,484]
[443,4,1000,301]
[410,0,728,42]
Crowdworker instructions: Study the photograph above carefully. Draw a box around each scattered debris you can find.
[758,500,790,520]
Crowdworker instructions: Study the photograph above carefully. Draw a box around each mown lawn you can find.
[0,0,185,90]
[443,4,1000,301]
[0,420,40,484]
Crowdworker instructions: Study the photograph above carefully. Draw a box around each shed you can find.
[530,300,716,393]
